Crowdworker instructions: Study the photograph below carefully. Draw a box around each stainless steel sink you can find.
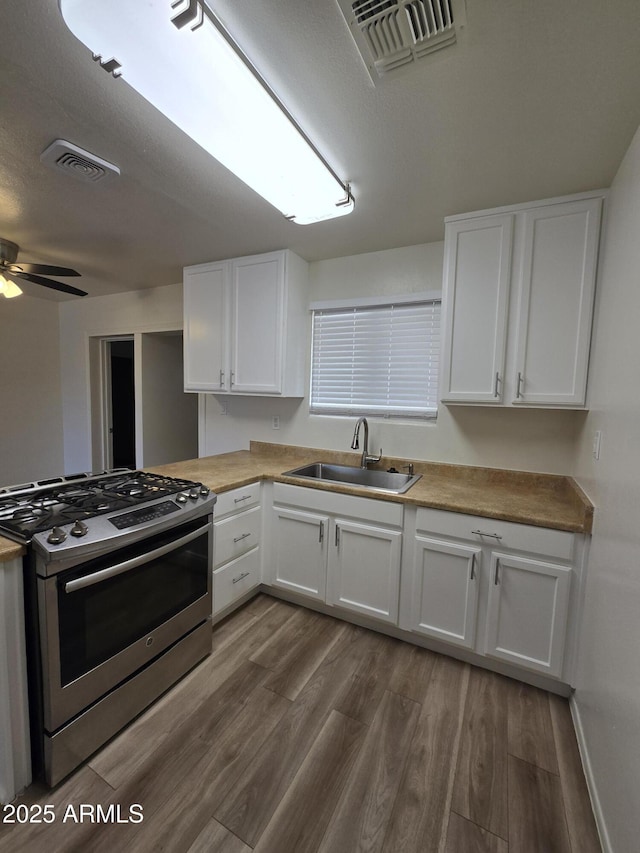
[282,462,421,495]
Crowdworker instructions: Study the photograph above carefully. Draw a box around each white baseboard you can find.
[569,695,612,853]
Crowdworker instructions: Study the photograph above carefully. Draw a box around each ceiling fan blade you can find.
[9,262,81,277]
[13,271,88,297]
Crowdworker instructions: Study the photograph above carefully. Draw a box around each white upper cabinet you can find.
[183,249,309,396]
[183,260,228,392]
[440,214,513,403]
[440,192,604,408]
[512,199,601,406]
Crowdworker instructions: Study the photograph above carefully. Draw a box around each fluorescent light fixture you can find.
[0,273,23,298]
[59,0,355,224]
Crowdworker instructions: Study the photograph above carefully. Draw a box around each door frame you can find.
[89,326,204,472]
[99,335,135,470]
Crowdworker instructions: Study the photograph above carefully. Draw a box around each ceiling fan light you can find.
[0,273,23,298]
[58,0,354,224]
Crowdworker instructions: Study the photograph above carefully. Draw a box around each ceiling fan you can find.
[0,238,87,298]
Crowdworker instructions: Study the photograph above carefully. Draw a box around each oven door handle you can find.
[63,524,210,594]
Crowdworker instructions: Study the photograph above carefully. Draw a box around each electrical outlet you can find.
[593,430,602,460]
[272,416,280,430]
[220,400,228,416]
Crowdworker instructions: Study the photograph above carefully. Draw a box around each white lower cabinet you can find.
[404,537,481,649]
[328,519,402,624]
[256,482,583,686]
[269,483,403,624]
[484,552,571,677]
[400,506,580,682]
[212,483,262,615]
[271,507,328,601]
[213,549,261,614]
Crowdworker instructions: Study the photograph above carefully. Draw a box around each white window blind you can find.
[310,299,441,417]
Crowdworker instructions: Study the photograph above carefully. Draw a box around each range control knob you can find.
[188,488,200,500]
[70,520,89,538]
[199,485,210,497]
[47,526,67,545]
[176,493,188,504]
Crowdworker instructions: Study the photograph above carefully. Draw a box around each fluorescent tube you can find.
[59,0,355,224]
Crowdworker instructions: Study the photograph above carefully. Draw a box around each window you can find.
[310,295,441,418]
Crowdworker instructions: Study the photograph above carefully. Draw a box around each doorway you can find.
[91,331,199,472]
[105,338,136,469]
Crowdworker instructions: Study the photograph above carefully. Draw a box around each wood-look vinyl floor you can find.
[0,594,601,853]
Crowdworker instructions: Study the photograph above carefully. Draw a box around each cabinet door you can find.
[231,253,284,394]
[183,262,230,392]
[271,507,328,601]
[440,214,513,403]
[407,537,480,649]
[512,198,601,406]
[484,553,571,677]
[327,520,402,624]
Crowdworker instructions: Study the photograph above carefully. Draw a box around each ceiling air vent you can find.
[40,139,120,185]
[337,0,466,82]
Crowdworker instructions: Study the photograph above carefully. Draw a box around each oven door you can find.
[37,515,212,732]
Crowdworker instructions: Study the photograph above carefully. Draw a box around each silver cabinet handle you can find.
[470,552,476,581]
[219,369,225,387]
[516,372,524,398]
[230,371,235,387]
[472,529,503,540]
[234,495,252,504]
[494,372,501,398]
[319,520,324,543]
[233,532,251,543]
[232,571,250,584]
[335,524,340,547]
[64,523,209,593]
[494,557,501,585]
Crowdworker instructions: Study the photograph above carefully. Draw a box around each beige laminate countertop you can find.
[147,441,594,535]
[0,539,25,563]
[0,442,593,562]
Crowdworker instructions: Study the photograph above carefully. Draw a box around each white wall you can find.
[139,333,198,466]
[0,295,64,484]
[201,242,583,473]
[571,125,640,853]
[59,283,184,473]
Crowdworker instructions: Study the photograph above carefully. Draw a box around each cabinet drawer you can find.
[213,548,260,613]
[415,507,574,562]
[214,506,261,567]
[215,482,261,519]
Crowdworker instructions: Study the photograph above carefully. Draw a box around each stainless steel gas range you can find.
[0,469,216,787]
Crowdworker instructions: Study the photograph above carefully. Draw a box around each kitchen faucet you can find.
[350,417,382,469]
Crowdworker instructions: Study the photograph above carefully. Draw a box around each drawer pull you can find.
[233,532,251,543]
[470,552,476,581]
[494,558,501,585]
[472,529,503,540]
[232,571,250,585]
[494,371,501,398]
[234,495,252,504]
[319,520,324,543]
[335,524,340,547]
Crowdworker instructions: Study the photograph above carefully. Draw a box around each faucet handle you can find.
[401,462,414,475]
[365,448,383,466]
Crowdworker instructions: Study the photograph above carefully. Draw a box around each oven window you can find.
[57,519,209,685]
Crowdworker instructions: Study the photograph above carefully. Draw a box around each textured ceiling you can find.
[1,0,640,299]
